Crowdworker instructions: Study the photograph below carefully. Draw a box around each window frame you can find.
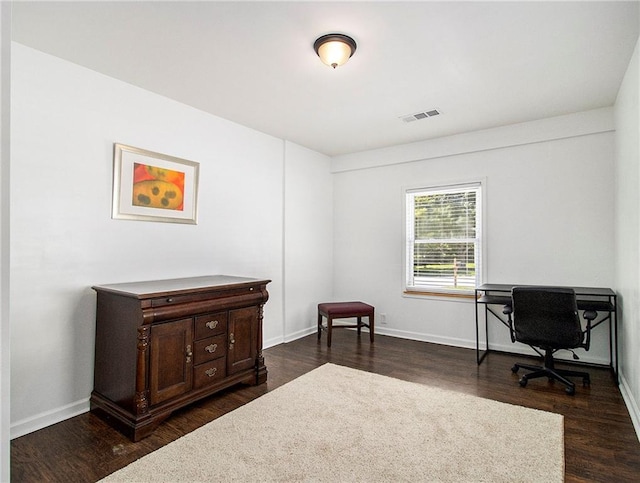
[403,180,485,297]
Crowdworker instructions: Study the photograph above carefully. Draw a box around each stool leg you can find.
[357,316,362,335]
[327,317,333,347]
[369,312,374,343]
[317,313,322,340]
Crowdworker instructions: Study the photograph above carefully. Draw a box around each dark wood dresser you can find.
[90,275,270,441]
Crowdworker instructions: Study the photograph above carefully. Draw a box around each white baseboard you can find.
[618,371,640,442]
[374,326,476,349]
[263,334,285,349]
[11,398,89,440]
[283,326,316,343]
[373,326,610,365]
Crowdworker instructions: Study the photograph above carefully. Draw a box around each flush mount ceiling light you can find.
[314,33,357,69]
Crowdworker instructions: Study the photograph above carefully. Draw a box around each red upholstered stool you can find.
[317,302,374,347]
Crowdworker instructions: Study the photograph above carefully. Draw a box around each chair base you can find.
[511,350,590,395]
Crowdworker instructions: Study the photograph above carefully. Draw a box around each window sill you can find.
[403,290,476,302]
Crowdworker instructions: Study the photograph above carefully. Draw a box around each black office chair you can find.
[505,286,597,395]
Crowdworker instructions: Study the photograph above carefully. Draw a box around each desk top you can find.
[477,283,616,297]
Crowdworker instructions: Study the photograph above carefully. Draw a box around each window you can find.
[405,182,482,295]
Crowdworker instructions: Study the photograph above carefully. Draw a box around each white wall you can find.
[615,35,640,436]
[0,3,11,480]
[283,141,333,341]
[332,110,616,363]
[9,43,333,439]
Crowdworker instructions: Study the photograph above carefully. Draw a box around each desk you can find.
[475,283,618,383]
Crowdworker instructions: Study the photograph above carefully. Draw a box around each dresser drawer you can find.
[193,358,226,389]
[193,335,226,364]
[195,312,228,339]
[150,291,217,308]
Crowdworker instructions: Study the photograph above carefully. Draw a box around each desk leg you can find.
[475,296,489,365]
[475,294,480,364]
[609,309,614,382]
[483,305,489,362]
[613,296,619,384]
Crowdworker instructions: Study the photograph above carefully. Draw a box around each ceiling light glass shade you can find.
[314,34,357,69]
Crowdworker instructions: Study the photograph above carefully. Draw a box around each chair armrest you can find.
[503,304,515,343]
[582,310,597,350]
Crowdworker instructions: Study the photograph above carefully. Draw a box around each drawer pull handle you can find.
[186,345,192,364]
[205,343,218,353]
[166,298,174,303]
[206,320,219,330]
[205,368,217,378]
[229,333,235,349]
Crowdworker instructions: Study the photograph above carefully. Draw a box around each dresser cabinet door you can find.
[149,318,193,405]
[227,307,258,375]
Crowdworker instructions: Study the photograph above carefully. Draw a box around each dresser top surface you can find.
[92,275,270,298]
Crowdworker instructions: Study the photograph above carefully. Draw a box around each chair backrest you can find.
[511,286,584,349]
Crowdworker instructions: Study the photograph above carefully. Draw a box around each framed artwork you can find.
[112,143,199,224]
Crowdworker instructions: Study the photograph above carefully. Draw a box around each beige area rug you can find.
[101,363,564,482]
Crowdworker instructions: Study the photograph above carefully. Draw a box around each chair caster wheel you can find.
[511,365,519,373]
[565,386,576,395]
[519,376,528,387]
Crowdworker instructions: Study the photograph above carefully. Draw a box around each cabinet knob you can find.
[205,343,218,354]
[186,344,192,364]
[229,333,235,349]
[206,320,219,330]
[166,298,174,303]
[205,368,217,378]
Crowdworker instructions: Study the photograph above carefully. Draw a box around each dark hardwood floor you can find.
[11,332,640,482]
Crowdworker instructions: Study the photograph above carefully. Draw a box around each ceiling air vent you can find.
[400,109,441,123]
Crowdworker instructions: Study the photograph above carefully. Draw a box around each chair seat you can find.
[317,302,374,347]
[318,301,374,317]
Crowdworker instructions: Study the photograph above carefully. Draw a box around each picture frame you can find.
[112,143,199,224]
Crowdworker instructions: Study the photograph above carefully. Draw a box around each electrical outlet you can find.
[380,313,387,324]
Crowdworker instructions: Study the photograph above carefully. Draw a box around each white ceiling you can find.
[10,1,640,157]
